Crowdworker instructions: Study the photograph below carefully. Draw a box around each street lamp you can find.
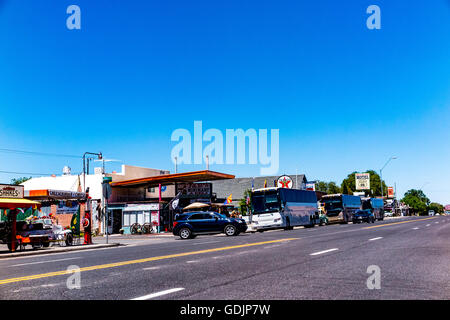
[82,152,102,192]
[380,156,397,199]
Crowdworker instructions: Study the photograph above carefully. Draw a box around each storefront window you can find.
[123,210,148,226]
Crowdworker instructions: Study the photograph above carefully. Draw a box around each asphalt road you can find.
[0,215,449,300]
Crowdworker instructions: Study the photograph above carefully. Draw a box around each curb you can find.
[0,243,121,259]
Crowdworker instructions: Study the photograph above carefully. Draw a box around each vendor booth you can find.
[0,184,41,252]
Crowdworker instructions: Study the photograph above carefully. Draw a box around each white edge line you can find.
[310,248,338,256]
[131,288,185,300]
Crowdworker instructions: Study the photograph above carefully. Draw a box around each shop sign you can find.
[56,200,80,214]
[176,183,212,198]
[305,182,315,191]
[151,210,160,226]
[277,175,293,189]
[387,187,395,198]
[48,190,85,199]
[355,173,370,190]
[0,184,24,199]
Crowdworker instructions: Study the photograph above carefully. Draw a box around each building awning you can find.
[111,170,235,188]
[0,198,41,209]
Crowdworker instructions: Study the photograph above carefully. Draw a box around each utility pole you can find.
[174,156,177,173]
[380,156,397,199]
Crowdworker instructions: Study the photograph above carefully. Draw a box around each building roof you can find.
[21,174,103,200]
[211,175,307,201]
[111,170,235,188]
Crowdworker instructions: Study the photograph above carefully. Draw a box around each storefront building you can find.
[109,170,235,234]
[21,165,171,235]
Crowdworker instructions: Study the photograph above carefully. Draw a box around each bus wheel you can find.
[284,218,291,231]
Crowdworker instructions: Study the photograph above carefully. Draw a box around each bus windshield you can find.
[251,191,280,214]
[322,197,343,211]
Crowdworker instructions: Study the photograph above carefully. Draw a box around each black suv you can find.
[352,209,375,224]
[173,211,248,239]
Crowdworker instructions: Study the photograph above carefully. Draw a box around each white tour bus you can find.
[249,187,320,232]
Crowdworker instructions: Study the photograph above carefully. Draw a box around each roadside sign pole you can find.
[102,176,112,241]
[105,199,109,244]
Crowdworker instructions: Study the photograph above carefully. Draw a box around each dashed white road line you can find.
[142,266,161,270]
[131,288,185,300]
[426,224,431,227]
[412,227,419,230]
[368,237,383,241]
[10,257,80,267]
[310,248,339,256]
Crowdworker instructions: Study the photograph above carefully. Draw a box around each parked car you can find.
[352,209,375,224]
[173,211,248,239]
[384,211,394,217]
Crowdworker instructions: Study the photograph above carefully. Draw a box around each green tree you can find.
[239,189,252,216]
[315,181,328,193]
[401,189,430,215]
[327,182,341,194]
[11,177,31,185]
[341,170,386,196]
[428,202,444,214]
[316,181,342,194]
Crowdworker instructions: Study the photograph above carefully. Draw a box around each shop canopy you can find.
[0,198,41,209]
[111,170,235,188]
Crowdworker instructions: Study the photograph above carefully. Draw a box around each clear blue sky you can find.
[0,0,449,203]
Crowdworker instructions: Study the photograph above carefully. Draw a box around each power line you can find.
[0,148,81,159]
[0,170,54,176]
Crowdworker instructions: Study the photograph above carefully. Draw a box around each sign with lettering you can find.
[387,187,394,198]
[48,190,85,199]
[355,173,370,190]
[0,184,24,199]
[176,183,212,198]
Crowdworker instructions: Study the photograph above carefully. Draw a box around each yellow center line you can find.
[0,238,299,285]
[363,217,437,230]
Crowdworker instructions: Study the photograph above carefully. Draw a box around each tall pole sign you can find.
[355,173,370,190]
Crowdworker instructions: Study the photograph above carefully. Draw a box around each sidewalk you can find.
[0,242,121,259]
